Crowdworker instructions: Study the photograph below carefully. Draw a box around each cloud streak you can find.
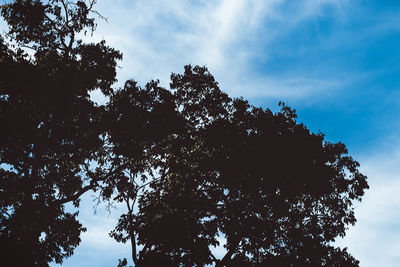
[90,0,347,100]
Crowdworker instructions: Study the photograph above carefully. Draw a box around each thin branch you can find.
[1,208,11,218]
[60,0,75,56]
[138,244,150,262]
[17,44,38,52]
[121,189,138,265]
[136,176,162,191]
[87,0,108,22]
[43,13,69,49]
[60,0,70,27]
[56,180,98,205]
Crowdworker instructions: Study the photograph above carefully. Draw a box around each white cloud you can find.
[59,194,133,267]
[88,0,347,100]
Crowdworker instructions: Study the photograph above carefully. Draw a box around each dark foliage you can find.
[0,0,121,265]
[109,66,368,266]
[0,1,368,266]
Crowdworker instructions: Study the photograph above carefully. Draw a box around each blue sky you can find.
[2,0,399,266]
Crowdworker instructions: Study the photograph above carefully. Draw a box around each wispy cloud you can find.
[89,0,348,100]
[61,194,132,266]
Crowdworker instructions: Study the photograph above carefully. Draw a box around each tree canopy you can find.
[123,66,368,266]
[0,1,368,266]
[0,0,121,265]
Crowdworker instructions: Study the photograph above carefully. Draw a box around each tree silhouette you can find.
[107,66,368,266]
[0,0,121,265]
[0,1,368,266]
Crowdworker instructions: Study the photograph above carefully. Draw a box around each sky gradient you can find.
[2,0,397,266]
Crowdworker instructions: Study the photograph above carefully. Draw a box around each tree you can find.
[128,66,368,266]
[0,1,368,266]
[0,0,121,265]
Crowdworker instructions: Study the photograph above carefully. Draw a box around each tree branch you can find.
[56,179,98,205]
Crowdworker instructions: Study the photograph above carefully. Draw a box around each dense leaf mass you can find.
[0,1,368,266]
[0,0,121,265]
[129,66,368,266]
